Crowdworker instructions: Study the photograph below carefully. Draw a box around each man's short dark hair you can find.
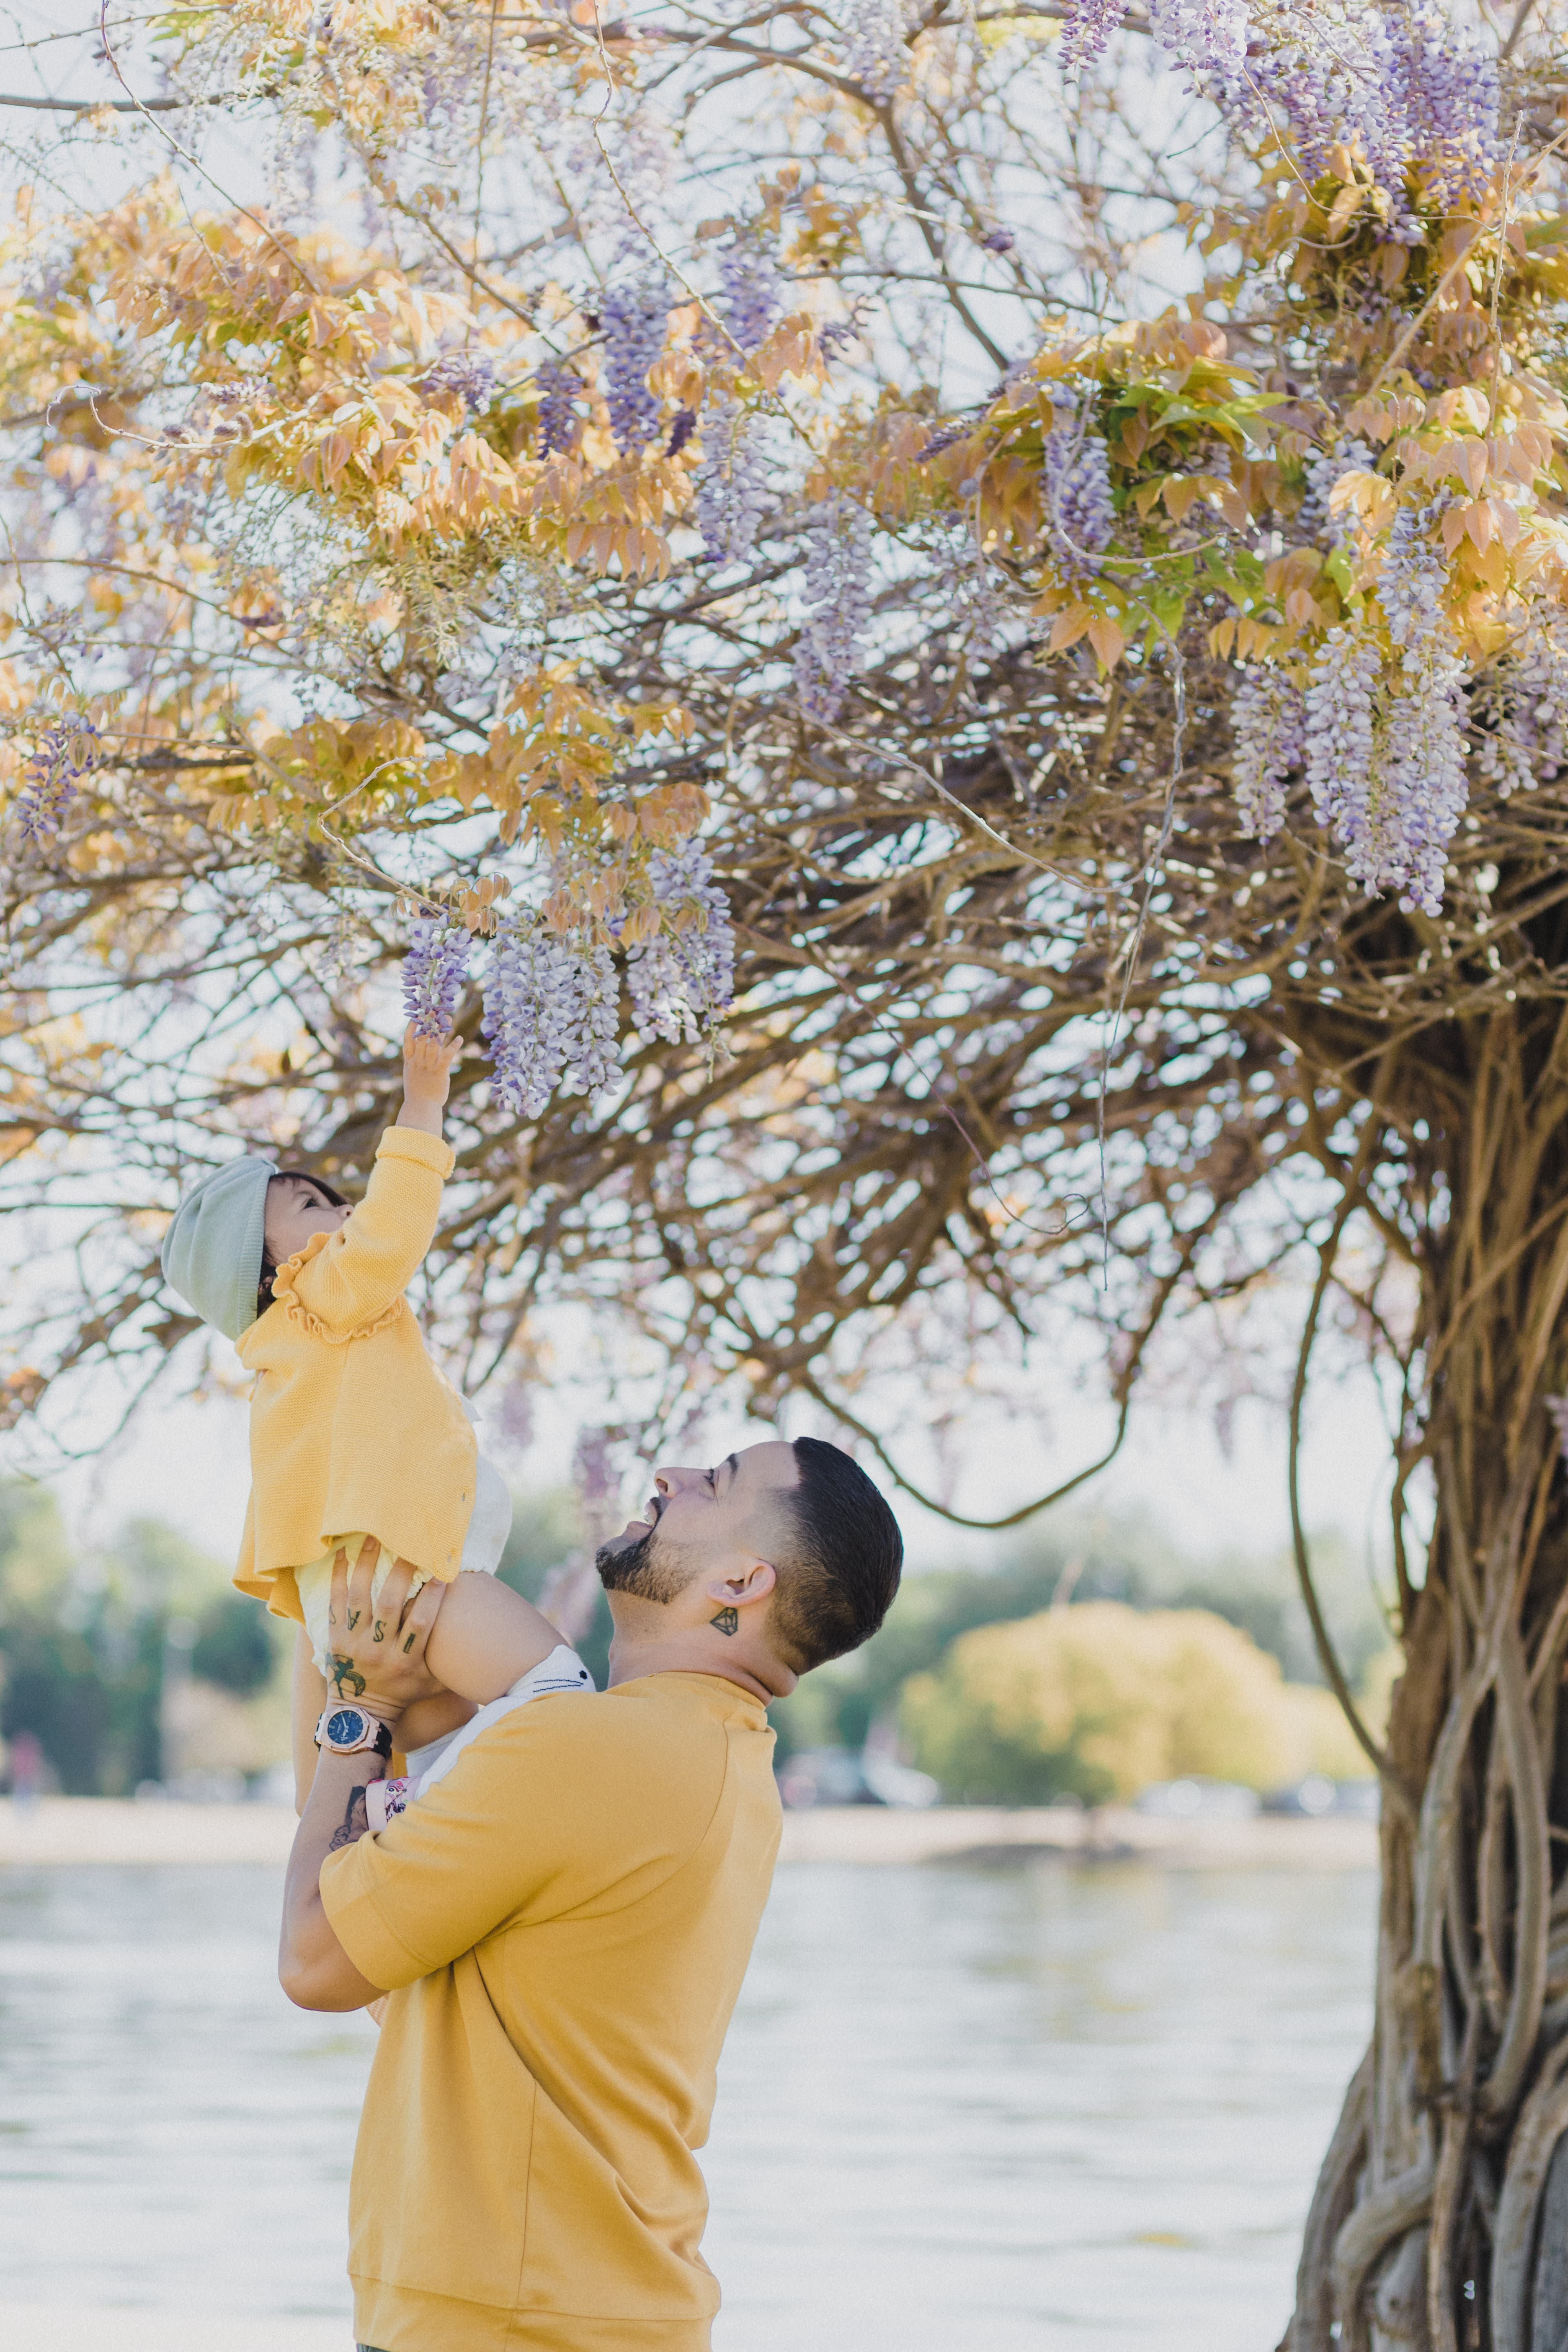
[770,1437,903,1674]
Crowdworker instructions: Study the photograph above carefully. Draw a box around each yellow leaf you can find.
[1086,616,1125,670]
[1049,604,1094,650]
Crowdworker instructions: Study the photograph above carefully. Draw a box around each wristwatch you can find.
[314,1704,394,1762]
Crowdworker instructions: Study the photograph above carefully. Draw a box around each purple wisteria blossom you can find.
[1301,516,1468,915]
[841,0,911,100]
[1238,1,1499,226]
[598,277,670,454]
[1232,669,1306,840]
[1147,0,1249,85]
[15,716,99,846]
[419,350,496,413]
[1470,601,1568,796]
[718,231,785,352]
[534,361,577,457]
[794,491,873,722]
[482,924,624,1116]
[1297,438,1379,547]
[402,915,470,1037]
[1303,625,1381,868]
[627,840,737,1044]
[1059,0,1122,72]
[695,395,770,566]
[1041,390,1115,584]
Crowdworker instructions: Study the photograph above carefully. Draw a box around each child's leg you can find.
[396,1688,477,1757]
[422,1570,564,1705]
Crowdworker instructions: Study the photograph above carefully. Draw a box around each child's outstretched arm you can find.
[396,1025,461,1138]
[283,1026,463,1337]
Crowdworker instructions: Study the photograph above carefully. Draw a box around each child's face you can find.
[265,1174,350,1263]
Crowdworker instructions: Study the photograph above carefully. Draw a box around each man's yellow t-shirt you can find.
[319,1671,782,2352]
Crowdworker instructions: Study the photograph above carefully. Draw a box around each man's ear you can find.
[704,1559,777,1610]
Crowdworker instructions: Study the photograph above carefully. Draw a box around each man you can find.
[280,1434,904,2352]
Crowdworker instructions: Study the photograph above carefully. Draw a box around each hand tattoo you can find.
[328,1654,367,1699]
[346,1606,362,1630]
[710,1606,739,1636]
[327,1785,370,1852]
[372,1617,385,1643]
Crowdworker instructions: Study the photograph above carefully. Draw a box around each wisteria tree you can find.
[9,0,1568,2337]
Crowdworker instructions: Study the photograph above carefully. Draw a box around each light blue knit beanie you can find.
[160,1155,277,1341]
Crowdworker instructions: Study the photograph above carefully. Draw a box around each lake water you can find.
[0,1858,1375,2352]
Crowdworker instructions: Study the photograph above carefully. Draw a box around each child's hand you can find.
[398,1023,462,1137]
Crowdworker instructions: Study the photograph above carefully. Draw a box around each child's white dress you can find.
[296,1414,596,1817]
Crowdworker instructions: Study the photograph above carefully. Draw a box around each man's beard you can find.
[594,1522,691,1606]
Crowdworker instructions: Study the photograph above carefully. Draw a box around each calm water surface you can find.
[0,1858,1374,2351]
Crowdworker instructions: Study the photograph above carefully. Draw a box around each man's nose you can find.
[652,1467,695,1496]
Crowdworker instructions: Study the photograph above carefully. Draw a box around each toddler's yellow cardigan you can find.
[231,1125,478,1627]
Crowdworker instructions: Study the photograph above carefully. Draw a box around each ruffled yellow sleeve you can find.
[274,1127,455,1341]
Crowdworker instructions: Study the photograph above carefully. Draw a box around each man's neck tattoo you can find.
[328,1654,366,1699]
[710,1606,739,1636]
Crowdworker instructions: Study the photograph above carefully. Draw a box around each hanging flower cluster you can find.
[14,717,100,848]
[482,924,619,1117]
[626,841,737,1044]
[1232,670,1307,842]
[598,277,671,455]
[839,0,912,101]
[1298,522,1470,921]
[417,350,496,414]
[1041,393,1116,586]
[1238,0,1499,216]
[1470,603,1568,797]
[717,231,786,354]
[402,915,471,1037]
[533,361,577,458]
[794,491,874,722]
[696,396,771,567]
[1296,439,1380,548]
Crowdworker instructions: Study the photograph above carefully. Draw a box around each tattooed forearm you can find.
[327,1785,370,1852]
[710,1607,739,1635]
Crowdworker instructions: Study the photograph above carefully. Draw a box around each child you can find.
[160,1025,594,1822]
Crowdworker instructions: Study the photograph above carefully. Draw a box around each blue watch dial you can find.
[326,1708,364,1745]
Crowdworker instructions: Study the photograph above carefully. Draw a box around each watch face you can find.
[325,1708,365,1746]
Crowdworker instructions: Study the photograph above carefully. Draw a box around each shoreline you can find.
[0,1795,1378,1870]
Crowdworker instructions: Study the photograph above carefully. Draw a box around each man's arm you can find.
[291,1626,328,1817]
[279,1751,391,2011]
[278,1546,446,2013]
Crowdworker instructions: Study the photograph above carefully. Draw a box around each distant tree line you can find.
[2,1477,1391,1801]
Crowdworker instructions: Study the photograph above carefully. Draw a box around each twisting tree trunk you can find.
[1285,1010,1568,2352]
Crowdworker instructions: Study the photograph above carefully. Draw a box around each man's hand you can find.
[281,1556,447,2014]
[397,1021,462,1138]
[322,1537,449,1737]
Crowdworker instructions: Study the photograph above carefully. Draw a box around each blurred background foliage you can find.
[0,1481,1390,1801]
